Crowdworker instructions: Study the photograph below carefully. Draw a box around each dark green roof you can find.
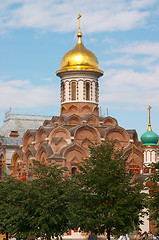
[141,130,158,146]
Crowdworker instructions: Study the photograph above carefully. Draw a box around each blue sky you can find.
[0,0,159,139]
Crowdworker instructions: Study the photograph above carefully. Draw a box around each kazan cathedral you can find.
[10,15,158,236]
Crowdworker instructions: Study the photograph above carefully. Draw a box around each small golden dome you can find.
[60,35,99,70]
[57,14,103,75]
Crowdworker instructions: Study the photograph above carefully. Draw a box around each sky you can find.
[0,0,159,139]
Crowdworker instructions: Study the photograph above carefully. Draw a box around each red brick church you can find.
[11,16,143,181]
[10,14,159,236]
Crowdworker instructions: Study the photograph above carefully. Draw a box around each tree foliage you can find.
[0,175,28,238]
[147,162,159,227]
[0,162,70,239]
[69,140,146,240]
[0,141,148,239]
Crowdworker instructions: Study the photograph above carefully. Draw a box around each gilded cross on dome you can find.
[77,13,82,42]
[77,13,82,33]
[147,105,152,131]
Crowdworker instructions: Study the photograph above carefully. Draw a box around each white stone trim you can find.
[78,80,83,101]
[65,81,69,102]
[143,147,157,164]
[92,81,95,102]
[60,75,99,105]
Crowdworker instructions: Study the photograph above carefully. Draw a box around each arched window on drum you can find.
[86,82,90,100]
[62,83,65,102]
[71,82,76,100]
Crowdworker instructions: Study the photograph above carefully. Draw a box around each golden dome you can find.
[60,34,99,70]
[57,14,103,75]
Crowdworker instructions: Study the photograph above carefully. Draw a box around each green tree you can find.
[0,162,70,239]
[31,161,70,239]
[0,176,28,239]
[147,162,159,227]
[69,140,146,240]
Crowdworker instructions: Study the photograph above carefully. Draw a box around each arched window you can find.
[62,83,65,102]
[27,157,34,181]
[71,82,76,100]
[71,167,77,180]
[86,82,90,100]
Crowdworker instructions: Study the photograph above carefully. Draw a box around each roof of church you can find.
[16,114,143,164]
[3,137,22,146]
[0,110,52,138]
[141,130,158,146]
[141,105,159,147]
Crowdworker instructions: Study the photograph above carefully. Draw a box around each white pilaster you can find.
[65,81,69,102]
[143,147,157,165]
[78,80,83,101]
[92,81,95,102]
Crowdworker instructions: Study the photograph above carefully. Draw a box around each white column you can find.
[147,151,150,163]
[78,80,83,101]
[144,151,147,163]
[143,147,158,165]
[65,81,69,102]
[92,81,95,102]
[152,151,156,163]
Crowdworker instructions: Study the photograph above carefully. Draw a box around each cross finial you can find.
[147,105,152,131]
[77,13,82,33]
[77,13,82,43]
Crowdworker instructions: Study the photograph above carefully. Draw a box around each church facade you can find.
[11,17,143,180]
[10,15,159,236]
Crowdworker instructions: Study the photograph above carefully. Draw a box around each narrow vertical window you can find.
[62,83,65,102]
[71,82,76,100]
[71,167,77,180]
[27,157,34,181]
[86,82,90,100]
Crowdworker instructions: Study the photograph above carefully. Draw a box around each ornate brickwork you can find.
[11,115,143,179]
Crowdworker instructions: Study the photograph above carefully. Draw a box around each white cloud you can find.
[100,67,159,109]
[116,41,159,57]
[0,78,59,109]
[102,55,157,68]
[102,37,117,45]
[131,0,158,9]
[101,41,159,71]
[99,39,159,110]
[0,0,157,34]
[41,77,53,82]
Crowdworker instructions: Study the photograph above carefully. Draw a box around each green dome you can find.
[141,130,158,146]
